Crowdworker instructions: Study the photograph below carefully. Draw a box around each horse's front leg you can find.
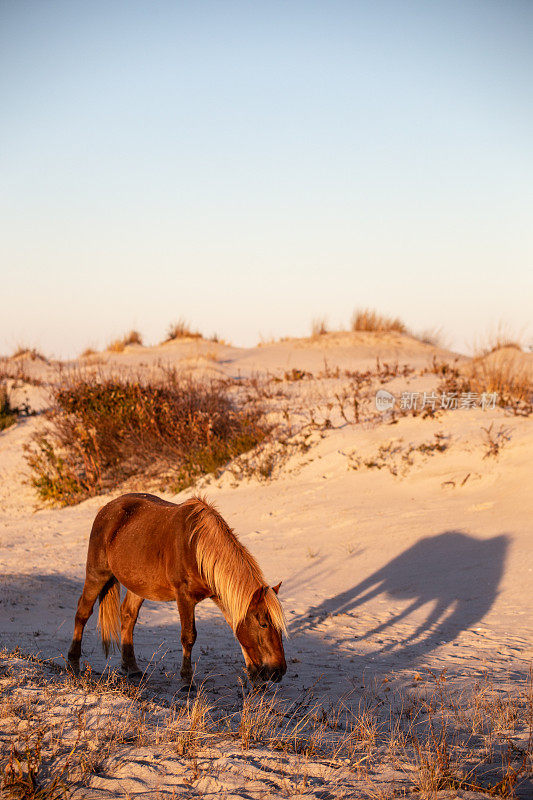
[176,593,197,684]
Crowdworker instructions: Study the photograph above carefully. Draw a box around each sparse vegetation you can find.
[482,423,512,459]
[122,329,142,346]
[351,309,407,334]
[106,330,143,353]
[469,354,532,414]
[349,433,450,476]
[10,347,47,362]
[283,368,312,382]
[311,317,328,337]
[25,371,267,505]
[415,327,447,348]
[436,354,533,416]
[106,338,125,353]
[1,651,532,799]
[165,318,202,342]
[475,324,523,357]
[0,384,17,431]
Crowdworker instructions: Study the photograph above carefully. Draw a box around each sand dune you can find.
[1,333,532,798]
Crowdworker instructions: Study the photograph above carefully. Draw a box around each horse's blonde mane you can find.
[184,496,286,634]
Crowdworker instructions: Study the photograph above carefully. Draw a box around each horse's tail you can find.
[97,577,121,657]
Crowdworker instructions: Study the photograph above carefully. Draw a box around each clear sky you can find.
[1,0,532,357]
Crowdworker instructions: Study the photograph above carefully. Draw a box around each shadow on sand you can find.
[0,530,513,703]
[293,530,510,661]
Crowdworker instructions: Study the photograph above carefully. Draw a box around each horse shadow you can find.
[0,531,512,708]
[293,530,510,661]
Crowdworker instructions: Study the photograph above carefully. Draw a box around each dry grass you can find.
[122,329,143,346]
[165,319,203,342]
[351,309,407,334]
[10,347,48,362]
[475,324,523,357]
[469,354,532,411]
[80,347,97,358]
[310,317,328,337]
[436,354,533,416]
[482,423,511,459]
[414,328,447,348]
[1,651,532,799]
[106,330,143,353]
[106,339,125,353]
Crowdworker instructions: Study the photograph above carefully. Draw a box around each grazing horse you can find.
[68,493,287,684]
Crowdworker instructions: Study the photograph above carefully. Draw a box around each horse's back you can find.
[88,493,195,601]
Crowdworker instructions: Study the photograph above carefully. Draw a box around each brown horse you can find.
[68,493,287,684]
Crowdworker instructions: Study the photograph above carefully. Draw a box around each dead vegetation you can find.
[10,347,48,362]
[475,324,523,357]
[1,651,531,799]
[348,433,450,477]
[106,329,143,353]
[482,424,512,459]
[435,355,533,417]
[351,309,407,334]
[164,319,203,342]
[311,317,328,337]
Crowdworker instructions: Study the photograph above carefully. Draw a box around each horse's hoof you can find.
[180,681,196,693]
[121,667,143,680]
[67,660,80,677]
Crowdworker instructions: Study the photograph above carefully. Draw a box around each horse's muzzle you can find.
[249,663,287,684]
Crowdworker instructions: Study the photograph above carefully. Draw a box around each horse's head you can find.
[236,582,287,683]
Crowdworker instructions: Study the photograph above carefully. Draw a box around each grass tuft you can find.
[106,330,143,353]
[10,347,47,362]
[165,319,202,342]
[351,309,407,334]
[311,317,328,337]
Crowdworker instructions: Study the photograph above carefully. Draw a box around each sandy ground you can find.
[1,333,532,798]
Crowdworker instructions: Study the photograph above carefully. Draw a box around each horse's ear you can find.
[250,585,268,608]
[272,581,282,595]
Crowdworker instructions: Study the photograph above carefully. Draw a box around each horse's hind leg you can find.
[120,591,144,677]
[176,593,198,685]
[68,573,111,674]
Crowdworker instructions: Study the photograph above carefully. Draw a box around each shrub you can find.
[0,383,16,431]
[25,372,267,505]
[165,319,202,342]
[351,309,406,334]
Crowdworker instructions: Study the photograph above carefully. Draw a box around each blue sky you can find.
[1,1,532,356]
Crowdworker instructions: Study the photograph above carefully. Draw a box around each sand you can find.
[1,333,532,798]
